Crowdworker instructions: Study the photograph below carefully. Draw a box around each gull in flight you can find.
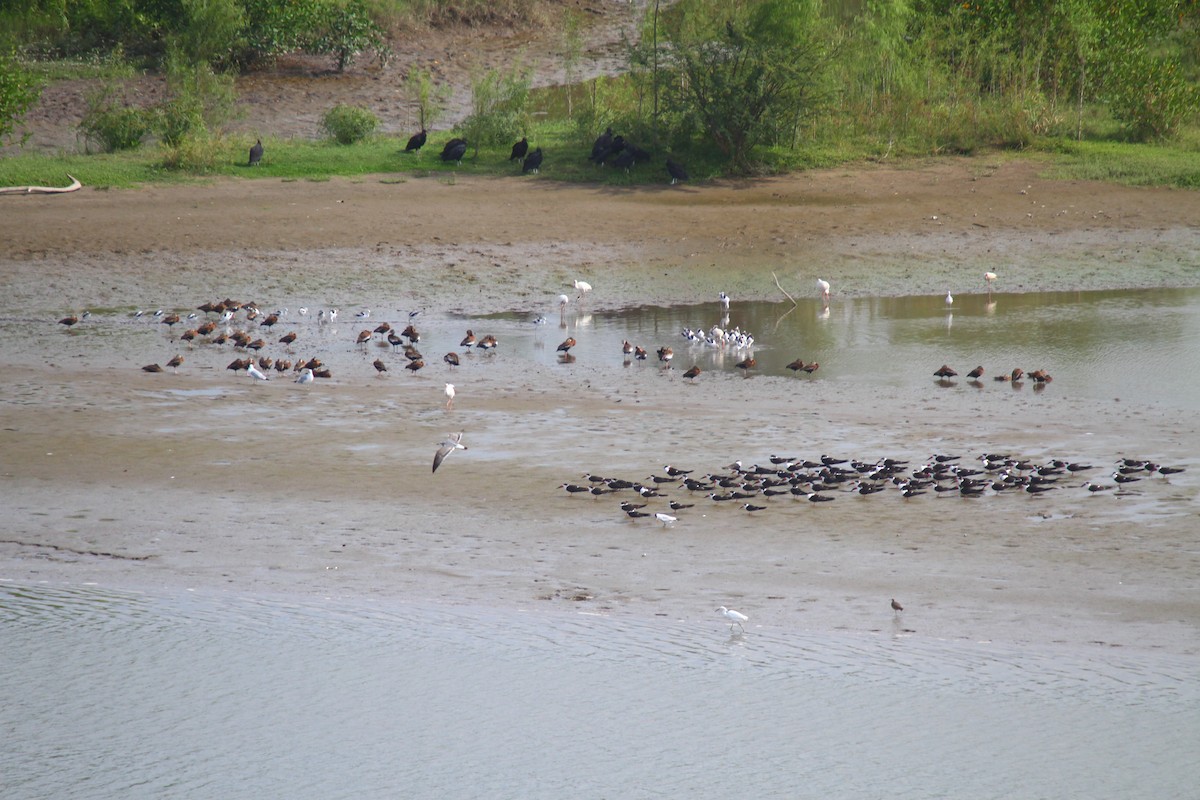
[433,432,467,473]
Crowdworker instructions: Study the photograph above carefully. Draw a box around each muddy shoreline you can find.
[2,162,1199,657]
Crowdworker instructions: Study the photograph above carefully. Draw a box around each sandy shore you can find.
[2,161,1198,656]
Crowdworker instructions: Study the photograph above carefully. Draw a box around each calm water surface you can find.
[2,582,1197,799]
[480,287,1200,409]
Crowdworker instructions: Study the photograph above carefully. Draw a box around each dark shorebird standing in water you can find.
[634,346,647,361]
[248,138,263,166]
[405,359,425,374]
[665,158,689,185]
[443,352,460,368]
[522,147,543,174]
[509,136,529,163]
[356,330,372,347]
[683,365,701,382]
[735,357,756,377]
[373,358,387,375]
[59,315,80,328]
[405,128,427,154]
[167,354,184,374]
[967,365,984,380]
[934,364,958,380]
[142,363,164,373]
[891,598,903,616]
[557,337,576,354]
[432,432,466,473]
[657,346,673,367]
[460,329,476,349]
[622,340,634,360]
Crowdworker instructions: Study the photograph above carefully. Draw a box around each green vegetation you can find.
[0,52,40,145]
[322,104,380,144]
[1,0,1197,188]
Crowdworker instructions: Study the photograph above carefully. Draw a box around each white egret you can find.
[719,291,731,310]
[444,383,456,409]
[655,512,677,527]
[573,279,592,300]
[716,606,748,633]
[817,278,831,301]
[945,290,954,306]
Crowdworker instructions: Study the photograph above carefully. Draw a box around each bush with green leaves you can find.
[0,53,41,145]
[322,104,379,144]
[460,63,533,152]
[79,85,153,151]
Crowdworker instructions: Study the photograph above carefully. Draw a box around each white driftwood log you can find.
[0,174,82,195]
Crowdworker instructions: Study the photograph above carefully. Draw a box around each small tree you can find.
[0,53,40,146]
[461,62,533,155]
[405,64,451,132]
[656,0,835,171]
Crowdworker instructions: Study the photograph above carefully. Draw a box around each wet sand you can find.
[2,161,1199,656]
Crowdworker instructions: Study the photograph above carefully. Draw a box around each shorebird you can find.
[373,358,387,375]
[622,340,634,359]
[405,359,425,373]
[433,432,467,473]
[279,331,297,345]
[891,598,903,614]
[716,606,748,633]
[557,337,576,353]
[735,357,756,376]
[657,346,673,366]
[719,291,731,310]
[558,294,570,313]
[683,365,701,381]
[246,362,270,381]
[967,366,984,379]
[984,271,997,291]
[817,278,831,301]
[573,279,592,299]
[655,512,677,527]
[142,363,163,373]
[59,315,80,327]
[934,364,958,379]
[356,330,372,347]
[634,346,647,361]
[295,368,314,384]
[476,335,497,352]
[443,352,460,367]
[444,383,455,409]
[167,354,184,374]
[460,330,476,348]
[945,290,954,306]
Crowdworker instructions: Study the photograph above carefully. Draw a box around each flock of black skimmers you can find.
[560,453,1186,525]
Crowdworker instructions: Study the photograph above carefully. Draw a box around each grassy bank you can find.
[3,121,1198,191]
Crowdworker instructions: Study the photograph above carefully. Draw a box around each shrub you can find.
[0,53,41,145]
[160,129,226,172]
[322,104,379,144]
[79,85,152,151]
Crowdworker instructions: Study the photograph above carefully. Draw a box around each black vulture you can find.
[611,149,636,171]
[589,126,614,162]
[626,142,653,163]
[405,129,427,153]
[666,158,689,185]
[522,147,543,174]
[440,137,468,163]
[248,139,263,166]
[596,135,626,165]
[509,136,529,162]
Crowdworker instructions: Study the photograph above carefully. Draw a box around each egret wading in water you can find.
[817,278,831,303]
[716,606,748,633]
[945,290,954,306]
[444,383,455,409]
[573,279,592,300]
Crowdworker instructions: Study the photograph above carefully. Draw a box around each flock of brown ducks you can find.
[561,451,1186,525]
[934,365,1053,384]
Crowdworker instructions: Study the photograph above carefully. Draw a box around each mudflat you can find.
[2,161,1198,656]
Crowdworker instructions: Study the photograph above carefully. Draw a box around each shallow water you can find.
[2,581,1197,800]
[481,287,1200,410]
